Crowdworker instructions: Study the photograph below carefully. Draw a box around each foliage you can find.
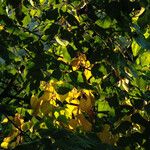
[0,0,150,149]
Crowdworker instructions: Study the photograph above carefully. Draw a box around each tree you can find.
[0,0,150,149]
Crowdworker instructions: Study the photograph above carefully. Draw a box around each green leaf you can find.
[62,47,71,61]
[137,51,150,66]
[55,36,69,46]
[22,15,31,27]
[95,17,113,29]
[97,100,115,117]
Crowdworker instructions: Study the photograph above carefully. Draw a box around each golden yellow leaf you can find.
[68,119,78,130]
[84,69,92,80]
[79,98,92,113]
[40,100,53,115]
[65,102,79,118]
[97,124,118,145]
[3,137,12,143]
[56,93,68,102]
[79,90,94,113]
[14,113,24,126]
[39,91,52,101]
[66,88,80,102]
[30,95,40,109]
[30,95,42,115]
[77,114,92,132]
[1,142,9,149]
[78,53,86,64]
[70,59,80,71]
[1,118,9,124]
[2,130,19,146]
[0,25,4,31]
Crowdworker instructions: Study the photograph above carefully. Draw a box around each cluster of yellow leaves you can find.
[71,53,92,80]
[68,114,92,132]
[30,80,59,116]
[0,24,4,31]
[97,124,118,145]
[30,80,95,132]
[1,114,27,149]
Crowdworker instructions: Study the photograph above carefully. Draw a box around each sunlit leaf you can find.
[131,39,141,56]
[55,36,69,46]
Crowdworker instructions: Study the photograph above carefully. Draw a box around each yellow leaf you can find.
[1,142,9,149]
[40,122,47,129]
[30,95,39,108]
[41,81,56,92]
[70,59,80,71]
[39,91,52,101]
[65,102,79,118]
[122,98,132,106]
[118,78,129,92]
[131,40,141,57]
[49,99,57,107]
[29,0,34,6]
[78,53,86,63]
[84,69,92,80]
[66,88,80,102]
[39,0,45,4]
[79,98,92,113]
[68,119,78,130]
[77,114,92,132]
[124,67,132,77]
[30,95,42,115]
[1,118,8,124]
[40,81,47,89]
[122,78,129,92]
[79,90,94,113]
[21,122,30,131]
[56,93,68,102]
[14,113,24,126]
[85,60,91,68]
[0,24,4,31]
[40,101,53,115]
[3,131,18,144]
[97,124,117,145]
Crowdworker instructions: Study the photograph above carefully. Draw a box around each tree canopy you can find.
[0,0,150,149]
